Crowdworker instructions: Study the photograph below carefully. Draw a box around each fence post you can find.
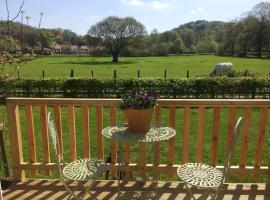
[164,69,167,79]
[70,69,74,78]
[113,70,117,79]
[17,66,20,80]
[42,70,45,79]
[91,70,94,78]
[6,103,25,181]
[137,70,140,78]
[186,70,189,78]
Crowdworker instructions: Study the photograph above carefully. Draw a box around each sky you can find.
[0,0,269,35]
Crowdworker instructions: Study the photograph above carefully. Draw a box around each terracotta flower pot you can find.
[125,108,154,133]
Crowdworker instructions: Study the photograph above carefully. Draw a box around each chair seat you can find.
[177,163,223,188]
[63,158,101,181]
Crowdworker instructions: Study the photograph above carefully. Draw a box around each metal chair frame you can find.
[177,117,243,200]
[48,112,101,200]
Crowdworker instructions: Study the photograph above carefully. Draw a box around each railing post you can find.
[6,103,25,181]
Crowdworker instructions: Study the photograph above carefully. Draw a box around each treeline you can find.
[1,2,270,57]
[0,22,89,53]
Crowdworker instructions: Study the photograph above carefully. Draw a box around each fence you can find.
[5,98,270,183]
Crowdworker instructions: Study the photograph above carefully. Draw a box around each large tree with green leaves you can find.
[248,2,270,57]
[88,16,146,62]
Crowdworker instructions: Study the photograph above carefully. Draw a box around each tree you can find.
[248,2,270,57]
[88,16,146,62]
[237,16,257,56]
[169,38,185,54]
[223,21,241,55]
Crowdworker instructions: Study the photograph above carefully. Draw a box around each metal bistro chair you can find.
[177,117,243,200]
[48,112,102,200]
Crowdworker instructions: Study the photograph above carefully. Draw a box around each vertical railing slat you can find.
[168,107,176,178]
[82,106,90,158]
[68,106,76,161]
[196,106,205,163]
[226,108,237,156]
[155,105,161,178]
[182,106,190,164]
[211,107,221,167]
[54,106,63,157]
[96,106,104,160]
[254,107,268,173]
[123,113,131,171]
[138,143,147,178]
[25,105,37,176]
[7,103,25,181]
[110,106,117,178]
[40,105,51,176]
[239,107,252,180]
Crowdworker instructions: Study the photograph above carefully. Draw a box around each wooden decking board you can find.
[2,179,270,200]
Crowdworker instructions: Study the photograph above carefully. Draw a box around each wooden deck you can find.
[2,179,270,200]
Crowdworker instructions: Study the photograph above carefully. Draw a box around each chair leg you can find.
[184,183,220,200]
[84,179,97,200]
[62,178,80,200]
[184,183,197,200]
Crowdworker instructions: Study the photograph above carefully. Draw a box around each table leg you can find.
[154,141,159,200]
[117,141,122,200]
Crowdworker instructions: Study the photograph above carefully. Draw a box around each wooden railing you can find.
[5,98,270,183]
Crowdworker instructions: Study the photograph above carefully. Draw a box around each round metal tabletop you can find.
[102,125,176,143]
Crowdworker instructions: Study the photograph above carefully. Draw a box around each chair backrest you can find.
[222,117,243,182]
[47,112,61,163]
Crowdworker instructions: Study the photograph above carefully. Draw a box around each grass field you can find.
[4,55,270,79]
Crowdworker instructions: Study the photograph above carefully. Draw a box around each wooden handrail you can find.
[5,98,270,183]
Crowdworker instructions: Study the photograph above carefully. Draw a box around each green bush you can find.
[0,77,269,100]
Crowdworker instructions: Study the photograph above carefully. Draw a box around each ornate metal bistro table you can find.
[102,125,176,199]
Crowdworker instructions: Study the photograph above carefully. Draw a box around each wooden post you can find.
[113,70,117,79]
[70,69,74,78]
[186,70,189,78]
[17,67,20,80]
[164,69,167,79]
[42,70,45,79]
[91,70,94,78]
[6,103,25,181]
[137,70,140,78]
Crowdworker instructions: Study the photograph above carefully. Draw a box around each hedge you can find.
[0,77,270,100]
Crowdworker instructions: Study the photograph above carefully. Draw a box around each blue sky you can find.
[0,0,269,35]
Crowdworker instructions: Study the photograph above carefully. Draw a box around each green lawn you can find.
[3,55,270,79]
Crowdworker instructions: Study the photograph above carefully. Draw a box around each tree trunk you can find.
[112,53,119,62]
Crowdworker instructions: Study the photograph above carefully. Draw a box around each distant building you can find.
[53,44,62,54]
[51,44,92,54]
[70,45,79,54]
[80,45,90,54]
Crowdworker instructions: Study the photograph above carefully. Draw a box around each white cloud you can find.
[150,1,170,10]
[188,9,196,15]
[90,14,101,20]
[121,0,171,10]
[189,7,207,15]
[197,8,206,13]
[108,10,114,15]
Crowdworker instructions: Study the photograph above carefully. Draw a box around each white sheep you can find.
[210,62,233,76]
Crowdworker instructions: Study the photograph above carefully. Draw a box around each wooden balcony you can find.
[3,180,269,199]
[2,98,270,199]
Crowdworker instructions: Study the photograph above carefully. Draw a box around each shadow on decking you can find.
[2,179,270,200]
